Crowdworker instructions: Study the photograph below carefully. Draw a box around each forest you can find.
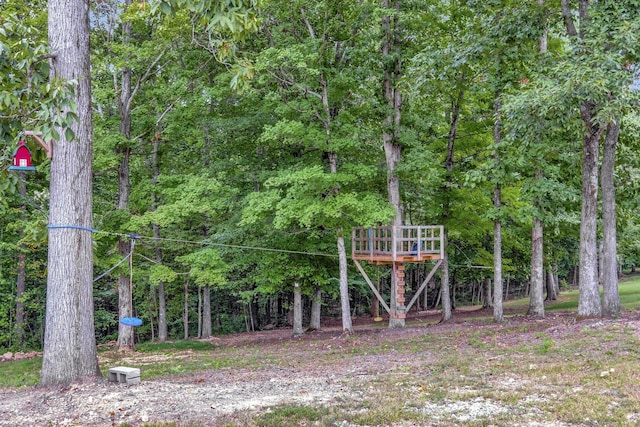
[1,0,639,358]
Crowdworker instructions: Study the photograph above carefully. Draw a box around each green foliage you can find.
[149,264,178,286]
[176,248,228,287]
[152,0,259,37]
[0,6,77,143]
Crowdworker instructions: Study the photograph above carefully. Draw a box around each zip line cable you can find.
[92,229,340,258]
[48,224,339,282]
[49,224,490,274]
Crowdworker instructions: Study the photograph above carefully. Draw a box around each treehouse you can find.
[351,225,444,264]
[351,225,444,327]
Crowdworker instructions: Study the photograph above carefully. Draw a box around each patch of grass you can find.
[547,277,640,312]
[536,336,554,354]
[0,357,41,387]
[134,340,217,353]
[253,404,333,427]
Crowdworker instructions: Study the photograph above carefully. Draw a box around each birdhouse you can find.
[9,141,37,172]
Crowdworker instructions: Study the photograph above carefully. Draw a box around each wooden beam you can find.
[353,259,391,315]
[23,131,52,158]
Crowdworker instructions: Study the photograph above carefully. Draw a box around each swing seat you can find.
[120,317,143,326]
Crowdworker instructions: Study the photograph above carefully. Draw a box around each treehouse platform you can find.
[351,225,444,264]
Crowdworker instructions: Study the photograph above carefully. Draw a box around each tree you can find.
[601,121,620,317]
[527,0,548,319]
[242,0,393,334]
[40,0,101,386]
[559,0,639,317]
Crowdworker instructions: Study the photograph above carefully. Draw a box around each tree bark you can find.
[154,225,167,342]
[492,95,503,322]
[309,287,321,330]
[578,102,604,317]
[202,285,212,337]
[381,0,403,227]
[528,0,547,319]
[528,216,545,317]
[439,79,464,323]
[116,0,134,349]
[41,0,100,386]
[493,193,503,321]
[337,235,353,333]
[483,278,493,308]
[183,278,189,339]
[562,0,607,318]
[440,235,452,321]
[601,121,620,317]
[150,137,168,342]
[292,283,303,336]
[371,280,380,319]
[546,268,558,301]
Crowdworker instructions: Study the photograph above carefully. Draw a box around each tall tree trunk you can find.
[41,0,100,386]
[183,278,189,339]
[15,175,26,344]
[493,188,503,321]
[529,0,548,319]
[202,285,212,337]
[197,287,202,338]
[578,102,604,317]
[562,0,606,318]
[440,235,452,321]
[317,57,352,334]
[483,278,493,308]
[439,77,464,323]
[116,0,134,349]
[381,0,403,227]
[292,283,303,336]
[371,280,380,319]
[601,121,620,317]
[309,287,321,330]
[154,225,167,342]
[492,95,504,322]
[337,235,353,333]
[529,215,545,317]
[379,1,404,325]
[150,136,168,342]
[546,268,558,301]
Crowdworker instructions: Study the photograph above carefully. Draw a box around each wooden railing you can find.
[351,225,444,263]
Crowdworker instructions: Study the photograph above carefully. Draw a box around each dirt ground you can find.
[0,308,636,427]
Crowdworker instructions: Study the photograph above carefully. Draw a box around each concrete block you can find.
[108,366,141,385]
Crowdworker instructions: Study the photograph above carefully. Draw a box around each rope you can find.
[93,234,140,282]
[48,224,98,233]
[47,224,340,258]
[96,230,339,258]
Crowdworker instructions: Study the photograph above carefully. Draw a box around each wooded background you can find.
[1,0,639,352]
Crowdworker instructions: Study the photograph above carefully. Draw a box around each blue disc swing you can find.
[119,235,143,329]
